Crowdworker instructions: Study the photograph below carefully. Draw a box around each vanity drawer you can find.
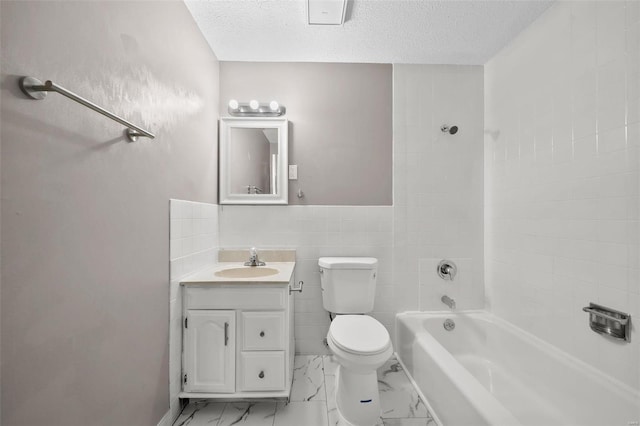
[185,287,286,310]
[239,351,285,391]
[242,311,285,350]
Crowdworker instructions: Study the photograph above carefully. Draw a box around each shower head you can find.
[441,125,458,135]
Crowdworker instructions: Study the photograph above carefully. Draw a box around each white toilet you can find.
[319,257,393,426]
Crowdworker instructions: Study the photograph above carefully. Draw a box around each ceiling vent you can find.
[307,0,347,25]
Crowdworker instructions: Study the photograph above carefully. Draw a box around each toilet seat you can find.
[328,315,391,355]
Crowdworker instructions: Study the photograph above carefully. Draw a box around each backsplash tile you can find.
[218,205,394,354]
[218,249,296,262]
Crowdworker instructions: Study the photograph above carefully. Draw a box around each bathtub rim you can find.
[396,312,523,426]
[396,310,640,413]
[393,352,444,426]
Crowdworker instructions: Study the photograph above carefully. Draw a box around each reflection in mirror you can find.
[229,128,279,195]
[219,118,288,205]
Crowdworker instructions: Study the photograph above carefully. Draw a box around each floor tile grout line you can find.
[217,402,229,426]
[322,356,328,426]
[322,355,331,426]
[269,400,276,426]
[210,402,225,426]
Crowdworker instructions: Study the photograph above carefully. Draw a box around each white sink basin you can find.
[214,267,280,279]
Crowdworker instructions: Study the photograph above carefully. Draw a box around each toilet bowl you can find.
[319,257,392,426]
[327,315,393,426]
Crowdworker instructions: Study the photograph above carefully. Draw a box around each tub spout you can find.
[441,295,456,310]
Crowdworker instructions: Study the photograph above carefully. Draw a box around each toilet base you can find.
[335,365,382,426]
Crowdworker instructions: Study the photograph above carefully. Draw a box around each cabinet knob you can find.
[260,331,265,337]
[258,371,265,379]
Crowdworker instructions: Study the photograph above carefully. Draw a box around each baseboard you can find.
[156,409,172,426]
[157,398,182,426]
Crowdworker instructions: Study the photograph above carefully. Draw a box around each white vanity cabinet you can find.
[180,278,295,399]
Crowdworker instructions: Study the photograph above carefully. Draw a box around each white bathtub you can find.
[396,311,640,426]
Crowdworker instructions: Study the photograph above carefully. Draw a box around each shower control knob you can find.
[258,371,265,379]
[260,331,265,337]
[437,260,457,281]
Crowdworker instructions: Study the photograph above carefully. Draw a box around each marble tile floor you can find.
[174,355,436,426]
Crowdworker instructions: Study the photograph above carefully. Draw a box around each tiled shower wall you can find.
[169,199,219,420]
[485,1,640,390]
[393,65,485,312]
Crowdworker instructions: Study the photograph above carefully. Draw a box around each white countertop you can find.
[181,262,295,285]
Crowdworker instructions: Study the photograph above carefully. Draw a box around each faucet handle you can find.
[249,247,257,258]
[437,260,457,281]
[445,265,456,280]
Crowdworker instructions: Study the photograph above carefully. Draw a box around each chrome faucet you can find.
[437,260,457,281]
[441,295,456,310]
[244,247,265,267]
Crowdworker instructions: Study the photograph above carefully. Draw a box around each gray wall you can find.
[220,62,393,205]
[0,1,219,425]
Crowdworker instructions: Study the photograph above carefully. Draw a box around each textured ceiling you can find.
[185,0,554,65]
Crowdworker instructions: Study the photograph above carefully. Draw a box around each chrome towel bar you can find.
[19,76,155,142]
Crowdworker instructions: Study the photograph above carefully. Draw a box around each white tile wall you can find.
[169,199,218,419]
[418,258,481,311]
[485,1,640,391]
[218,205,394,354]
[393,65,485,312]
[216,66,484,354]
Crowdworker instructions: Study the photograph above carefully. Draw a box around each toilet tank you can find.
[318,257,378,314]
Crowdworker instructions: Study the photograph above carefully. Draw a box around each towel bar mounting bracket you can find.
[20,76,48,100]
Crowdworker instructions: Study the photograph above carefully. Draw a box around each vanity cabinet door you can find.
[183,310,235,393]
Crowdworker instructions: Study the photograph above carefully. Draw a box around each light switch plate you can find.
[288,165,298,180]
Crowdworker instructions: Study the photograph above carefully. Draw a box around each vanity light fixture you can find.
[227,99,286,117]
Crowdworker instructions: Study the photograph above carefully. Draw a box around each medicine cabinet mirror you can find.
[219,118,288,205]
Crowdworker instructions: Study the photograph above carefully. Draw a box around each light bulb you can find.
[249,100,259,110]
[269,101,279,111]
[228,99,239,110]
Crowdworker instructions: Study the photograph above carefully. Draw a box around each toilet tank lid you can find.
[318,257,378,269]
